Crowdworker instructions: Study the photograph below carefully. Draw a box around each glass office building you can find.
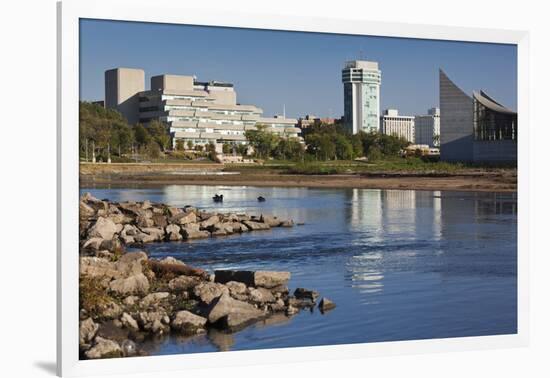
[342,60,382,134]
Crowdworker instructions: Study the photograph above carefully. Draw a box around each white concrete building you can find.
[380,109,415,143]
[415,107,441,147]
[342,60,381,134]
[105,68,300,150]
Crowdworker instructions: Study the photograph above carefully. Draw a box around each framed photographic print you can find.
[57,0,529,376]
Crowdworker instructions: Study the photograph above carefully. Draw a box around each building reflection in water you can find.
[346,189,445,296]
[346,189,516,297]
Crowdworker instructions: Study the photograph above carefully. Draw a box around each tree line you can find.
[79,101,171,161]
[244,122,410,161]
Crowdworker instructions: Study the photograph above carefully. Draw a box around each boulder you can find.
[122,296,139,307]
[109,273,150,296]
[287,296,316,308]
[140,292,170,308]
[168,275,201,292]
[133,232,157,244]
[215,270,290,289]
[120,312,139,331]
[136,215,154,228]
[318,297,336,312]
[170,212,197,225]
[165,224,182,241]
[166,206,183,218]
[99,301,123,320]
[242,220,271,231]
[84,337,122,359]
[259,214,282,227]
[281,220,294,227]
[158,256,185,266]
[82,237,105,251]
[137,311,170,334]
[114,251,147,277]
[80,257,120,280]
[140,227,165,241]
[151,214,168,228]
[200,215,220,229]
[181,228,210,240]
[225,281,247,296]
[193,282,229,305]
[79,318,98,346]
[88,217,118,240]
[80,201,96,218]
[294,288,320,301]
[286,305,299,316]
[171,310,207,334]
[248,287,276,304]
[205,293,265,329]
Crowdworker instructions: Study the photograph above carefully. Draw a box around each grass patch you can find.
[79,277,115,318]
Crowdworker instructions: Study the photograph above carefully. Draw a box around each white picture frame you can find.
[57,0,530,376]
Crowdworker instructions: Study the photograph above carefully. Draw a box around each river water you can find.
[80,185,517,355]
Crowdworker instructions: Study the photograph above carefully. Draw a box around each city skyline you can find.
[80,19,518,119]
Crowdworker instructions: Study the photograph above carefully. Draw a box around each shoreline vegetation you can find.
[79,193,332,359]
[80,160,517,192]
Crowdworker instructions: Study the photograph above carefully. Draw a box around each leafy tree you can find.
[147,120,171,151]
[134,123,151,147]
[187,140,194,150]
[175,139,185,151]
[245,125,280,159]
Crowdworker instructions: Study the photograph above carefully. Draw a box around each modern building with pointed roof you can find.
[439,70,517,163]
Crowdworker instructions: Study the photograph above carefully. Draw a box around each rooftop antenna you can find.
[283,104,286,119]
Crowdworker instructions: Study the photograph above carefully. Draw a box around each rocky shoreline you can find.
[79,193,334,359]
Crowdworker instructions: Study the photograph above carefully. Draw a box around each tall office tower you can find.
[104,67,145,125]
[415,107,441,147]
[342,60,382,134]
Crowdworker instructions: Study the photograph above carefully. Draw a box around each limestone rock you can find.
[205,293,264,329]
[80,257,120,280]
[171,310,207,334]
[181,227,210,240]
[140,292,170,308]
[248,287,276,304]
[215,270,290,289]
[318,297,336,312]
[88,217,118,240]
[120,312,139,331]
[242,220,271,231]
[165,224,182,241]
[294,288,320,301]
[170,212,197,225]
[79,318,98,346]
[193,282,229,305]
[109,273,150,296]
[84,336,122,359]
[168,275,201,292]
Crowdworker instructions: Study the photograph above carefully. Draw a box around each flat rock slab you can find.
[215,270,290,289]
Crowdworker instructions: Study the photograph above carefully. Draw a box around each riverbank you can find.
[79,193,332,359]
[80,162,517,192]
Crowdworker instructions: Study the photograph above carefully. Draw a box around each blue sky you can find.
[80,19,517,118]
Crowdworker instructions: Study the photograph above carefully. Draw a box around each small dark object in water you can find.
[213,194,224,203]
[257,196,266,202]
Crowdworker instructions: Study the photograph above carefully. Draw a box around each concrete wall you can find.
[439,69,474,162]
[473,140,517,163]
[151,75,193,91]
[104,68,144,125]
